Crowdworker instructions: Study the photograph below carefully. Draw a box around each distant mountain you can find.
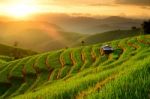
[0,14,144,52]
[34,14,143,34]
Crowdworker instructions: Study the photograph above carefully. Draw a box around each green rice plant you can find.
[49,69,59,81]
[0,60,20,83]
[100,41,121,66]
[91,46,100,58]
[10,55,40,95]
[138,35,150,44]
[68,48,83,74]
[118,38,137,59]
[0,62,18,96]
[34,53,51,73]
[15,55,39,94]
[86,56,150,99]
[9,57,31,78]
[0,77,23,99]
[56,49,73,79]
[13,49,150,99]
[0,55,14,62]
[91,44,113,67]
[46,50,63,69]
[58,66,71,78]
[10,71,38,97]
[34,53,50,71]
[24,55,38,75]
[136,36,150,48]
[60,49,73,67]
[0,59,7,68]
[1,57,31,97]
[91,56,108,67]
[26,53,50,92]
[0,35,149,99]
[80,46,94,70]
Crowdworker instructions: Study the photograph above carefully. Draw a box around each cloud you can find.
[141,6,150,9]
[89,3,117,7]
[40,0,150,6]
[116,0,150,6]
[0,0,149,7]
[37,0,115,6]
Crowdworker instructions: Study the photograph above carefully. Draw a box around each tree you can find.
[81,40,85,46]
[131,26,137,30]
[142,20,150,34]
[12,41,21,59]
[13,41,18,47]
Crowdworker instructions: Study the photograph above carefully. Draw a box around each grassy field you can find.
[0,35,149,99]
[75,29,141,46]
[0,43,37,60]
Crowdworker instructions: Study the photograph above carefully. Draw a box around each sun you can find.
[4,3,38,19]
[8,4,33,18]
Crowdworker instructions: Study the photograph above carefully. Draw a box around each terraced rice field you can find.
[0,35,149,99]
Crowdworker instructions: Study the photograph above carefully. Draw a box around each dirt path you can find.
[137,37,150,45]
[76,74,118,99]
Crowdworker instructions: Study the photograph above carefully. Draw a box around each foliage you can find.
[142,20,150,34]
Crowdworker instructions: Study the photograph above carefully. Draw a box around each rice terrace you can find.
[0,35,149,99]
[0,0,150,99]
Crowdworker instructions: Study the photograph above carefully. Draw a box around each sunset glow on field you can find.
[0,0,149,98]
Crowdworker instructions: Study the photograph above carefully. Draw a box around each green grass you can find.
[0,43,37,58]
[86,50,150,99]
[46,50,63,69]
[68,48,83,74]
[80,46,94,70]
[9,57,30,78]
[26,53,50,92]
[75,29,141,46]
[0,59,7,67]
[0,55,14,62]
[0,35,149,99]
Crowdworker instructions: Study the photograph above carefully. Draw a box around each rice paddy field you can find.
[0,35,149,99]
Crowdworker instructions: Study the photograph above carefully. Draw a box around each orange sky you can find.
[0,0,150,19]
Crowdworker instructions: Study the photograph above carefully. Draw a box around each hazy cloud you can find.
[141,6,150,9]
[89,3,117,7]
[0,0,149,6]
[44,0,150,6]
[116,0,150,6]
[38,0,115,6]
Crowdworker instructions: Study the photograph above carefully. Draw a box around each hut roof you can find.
[101,45,114,51]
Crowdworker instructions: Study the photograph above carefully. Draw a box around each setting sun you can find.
[5,4,36,18]
[0,0,40,20]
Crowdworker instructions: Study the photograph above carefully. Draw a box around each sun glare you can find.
[8,5,33,18]
[3,3,38,19]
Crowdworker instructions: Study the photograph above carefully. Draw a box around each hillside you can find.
[0,16,143,52]
[75,29,141,46]
[0,43,37,59]
[35,14,143,34]
[0,21,84,52]
[0,35,149,99]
